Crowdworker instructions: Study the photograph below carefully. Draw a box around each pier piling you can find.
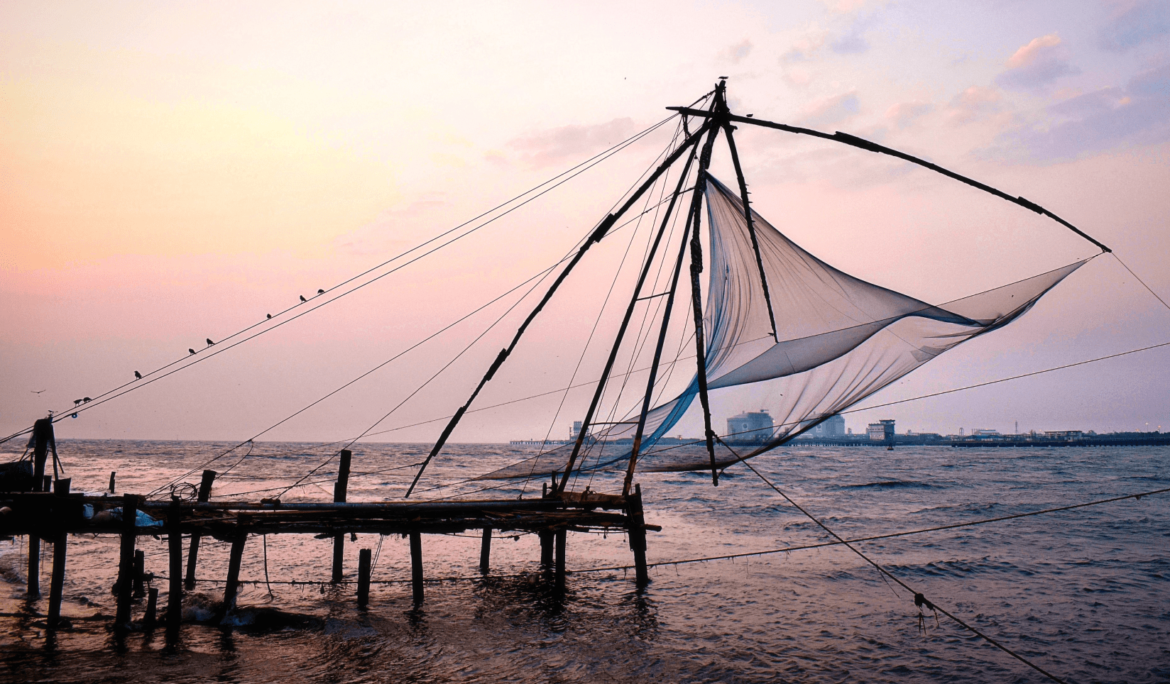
[133,550,146,598]
[357,548,371,608]
[628,485,649,588]
[540,531,553,567]
[410,531,423,605]
[479,528,491,574]
[114,494,139,629]
[184,469,216,590]
[144,587,158,630]
[223,527,247,613]
[47,479,70,630]
[331,449,352,584]
[554,529,566,593]
[27,535,40,598]
[166,498,183,642]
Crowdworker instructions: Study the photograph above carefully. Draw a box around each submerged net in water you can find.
[482,175,1087,480]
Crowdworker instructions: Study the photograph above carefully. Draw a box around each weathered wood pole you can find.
[628,484,649,588]
[357,548,371,609]
[539,531,553,568]
[222,516,248,613]
[166,498,183,642]
[133,550,146,598]
[409,531,424,605]
[108,471,116,493]
[554,529,567,593]
[331,449,352,584]
[27,535,40,597]
[47,478,70,630]
[479,528,492,575]
[114,494,140,629]
[184,469,216,590]
[144,587,158,630]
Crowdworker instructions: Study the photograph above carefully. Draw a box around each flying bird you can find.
[189,348,196,355]
[299,295,307,303]
[317,289,325,295]
[206,338,214,346]
[31,389,46,394]
[134,371,142,380]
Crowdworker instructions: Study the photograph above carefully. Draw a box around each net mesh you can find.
[481,174,1086,480]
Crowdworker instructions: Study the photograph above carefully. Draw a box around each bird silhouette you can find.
[134,371,142,380]
[317,289,325,295]
[31,389,46,394]
[74,399,83,406]
[189,348,196,355]
[83,397,92,402]
[206,338,214,346]
[299,295,307,303]
[266,313,272,319]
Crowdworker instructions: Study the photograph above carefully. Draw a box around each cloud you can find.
[885,101,932,129]
[830,31,869,55]
[944,86,1003,124]
[1098,1,1170,52]
[996,34,1079,90]
[796,92,860,127]
[721,39,753,64]
[993,64,1170,162]
[782,30,828,62]
[505,118,640,167]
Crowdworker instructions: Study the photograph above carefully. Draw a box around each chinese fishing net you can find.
[481,174,1087,479]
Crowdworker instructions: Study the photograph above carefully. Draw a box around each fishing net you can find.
[481,175,1087,480]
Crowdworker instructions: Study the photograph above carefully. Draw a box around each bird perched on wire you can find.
[299,295,307,303]
[317,289,325,295]
[83,397,92,403]
[206,338,214,346]
[134,371,142,380]
[266,313,272,319]
[189,348,196,355]
[74,399,83,406]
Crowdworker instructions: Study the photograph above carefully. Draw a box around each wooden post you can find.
[144,587,158,630]
[108,471,116,493]
[479,528,492,575]
[331,449,352,584]
[539,531,553,568]
[357,548,371,609]
[184,469,216,590]
[409,531,423,605]
[222,517,247,613]
[627,485,649,588]
[133,550,146,598]
[166,498,183,642]
[554,529,566,593]
[114,494,139,629]
[47,478,70,630]
[27,534,40,598]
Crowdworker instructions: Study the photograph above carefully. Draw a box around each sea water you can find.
[0,440,1166,683]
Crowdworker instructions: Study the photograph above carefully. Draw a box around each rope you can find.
[1114,253,1170,313]
[728,444,1068,683]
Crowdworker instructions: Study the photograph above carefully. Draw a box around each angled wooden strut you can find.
[406,118,716,498]
[722,122,779,342]
[667,106,1110,254]
[558,132,704,495]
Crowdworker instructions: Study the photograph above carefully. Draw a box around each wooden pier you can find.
[0,459,658,642]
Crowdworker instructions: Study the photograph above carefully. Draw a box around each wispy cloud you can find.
[1098,1,1169,52]
[945,86,1003,125]
[996,34,1079,91]
[721,39,753,64]
[796,91,860,127]
[885,101,932,129]
[505,118,640,167]
[782,30,829,62]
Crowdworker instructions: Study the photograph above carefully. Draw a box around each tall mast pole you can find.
[405,119,712,498]
[555,133,703,494]
[722,123,779,342]
[684,80,727,485]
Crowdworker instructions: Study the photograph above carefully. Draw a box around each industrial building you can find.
[727,411,774,443]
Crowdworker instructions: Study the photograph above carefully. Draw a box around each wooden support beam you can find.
[222,519,247,614]
[27,534,40,598]
[144,587,158,631]
[627,485,650,588]
[166,498,183,642]
[332,449,352,584]
[133,550,146,598]
[114,494,139,629]
[357,548,371,609]
[554,530,566,593]
[479,528,491,575]
[184,469,216,590]
[47,477,69,630]
[539,531,553,567]
[108,471,116,494]
[410,531,423,605]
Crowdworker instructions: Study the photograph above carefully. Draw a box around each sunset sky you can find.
[3,0,1168,444]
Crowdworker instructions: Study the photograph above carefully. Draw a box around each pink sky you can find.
[3,0,1168,443]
